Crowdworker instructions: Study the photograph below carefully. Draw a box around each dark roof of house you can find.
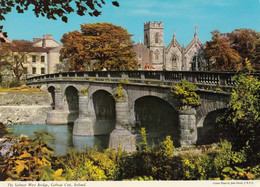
[0,40,55,52]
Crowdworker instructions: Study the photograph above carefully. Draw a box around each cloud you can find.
[122,0,238,19]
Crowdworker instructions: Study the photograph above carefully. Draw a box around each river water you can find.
[7,124,171,155]
[8,124,110,155]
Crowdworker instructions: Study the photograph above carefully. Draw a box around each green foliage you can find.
[9,81,22,88]
[120,79,130,84]
[181,153,213,180]
[0,122,9,138]
[138,128,148,151]
[0,131,64,181]
[80,88,88,95]
[208,140,247,176]
[221,165,260,180]
[126,176,153,181]
[113,84,126,100]
[54,149,117,181]
[171,79,201,109]
[0,81,23,89]
[217,68,260,154]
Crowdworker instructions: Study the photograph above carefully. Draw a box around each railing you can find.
[26,71,260,90]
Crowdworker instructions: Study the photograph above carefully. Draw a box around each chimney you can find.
[43,34,53,40]
[42,38,46,48]
[33,37,41,43]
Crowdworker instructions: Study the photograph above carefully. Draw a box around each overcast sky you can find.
[2,0,260,47]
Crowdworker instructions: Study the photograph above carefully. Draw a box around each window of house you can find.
[41,68,45,74]
[32,56,36,63]
[41,56,45,63]
[32,67,36,74]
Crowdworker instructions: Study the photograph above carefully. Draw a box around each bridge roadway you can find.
[26,71,259,152]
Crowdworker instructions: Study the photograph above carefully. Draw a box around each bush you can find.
[0,123,9,138]
[9,81,22,88]
[54,148,117,181]
[171,79,201,109]
[217,71,260,156]
[0,131,64,181]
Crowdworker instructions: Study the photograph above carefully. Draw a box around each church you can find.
[133,21,207,71]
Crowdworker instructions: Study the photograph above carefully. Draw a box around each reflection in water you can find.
[8,124,109,155]
[8,124,171,155]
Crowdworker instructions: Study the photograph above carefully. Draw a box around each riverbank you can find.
[0,91,52,125]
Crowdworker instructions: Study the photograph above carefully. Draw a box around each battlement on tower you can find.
[144,21,163,30]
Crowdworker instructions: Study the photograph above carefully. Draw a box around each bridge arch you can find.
[64,86,79,124]
[92,89,116,135]
[47,86,55,110]
[133,95,180,146]
[197,108,226,145]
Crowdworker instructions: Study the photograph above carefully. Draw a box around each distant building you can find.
[133,21,207,71]
[0,34,62,81]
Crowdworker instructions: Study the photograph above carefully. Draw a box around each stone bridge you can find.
[26,71,255,151]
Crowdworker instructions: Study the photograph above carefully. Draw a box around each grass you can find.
[0,85,42,92]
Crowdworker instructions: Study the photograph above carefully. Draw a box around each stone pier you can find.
[46,88,69,125]
[73,93,95,136]
[109,99,136,152]
[179,107,197,147]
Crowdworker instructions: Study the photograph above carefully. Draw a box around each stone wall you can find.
[0,92,52,124]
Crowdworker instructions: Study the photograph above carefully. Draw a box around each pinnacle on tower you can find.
[194,25,198,37]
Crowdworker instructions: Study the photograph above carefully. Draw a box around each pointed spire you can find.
[139,36,142,44]
[173,29,176,38]
[194,25,198,37]
[183,42,185,48]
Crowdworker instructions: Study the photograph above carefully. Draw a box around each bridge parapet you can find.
[27,71,260,91]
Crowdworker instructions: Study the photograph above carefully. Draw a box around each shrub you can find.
[217,70,260,156]
[0,123,9,138]
[171,79,201,109]
[54,148,117,181]
[221,165,260,180]
[9,81,22,88]
[180,153,213,180]
[113,84,126,100]
[0,131,64,181]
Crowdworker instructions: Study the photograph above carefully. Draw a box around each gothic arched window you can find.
[155,50,160,60]
[155,33,159,43]
[145,34,149,45]
[171,54,178,69]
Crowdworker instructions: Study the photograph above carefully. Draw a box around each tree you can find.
[0,0,119,41]
[205,30,242,71]
[60,22,138,70]
[217,61,260,155]
[227,29,260,70]
[205,29,260,71]
[0,40,38,81]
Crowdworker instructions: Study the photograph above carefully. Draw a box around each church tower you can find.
[144,21,164,69]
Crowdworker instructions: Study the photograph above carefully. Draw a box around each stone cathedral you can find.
[133,21,207,71]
